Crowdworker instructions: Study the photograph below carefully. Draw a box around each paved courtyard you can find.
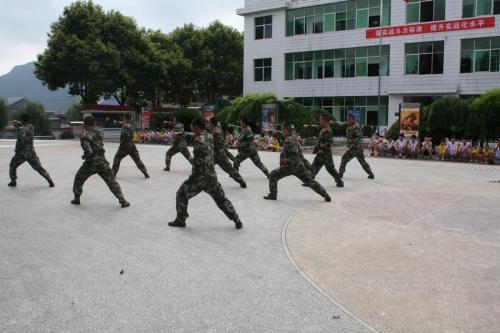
[1,139,499,333]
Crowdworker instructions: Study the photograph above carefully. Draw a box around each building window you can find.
[292,96,389,126]
[254,58,272,81]
[463,0,500,17]
[285,0,391,37]
[405,41,444,75]
[285,46,390,80]
[255,16,272,40]
[461,37,500,73]
[406,0,445,23]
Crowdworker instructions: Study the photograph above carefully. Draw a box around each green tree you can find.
[464,107,487,141]
[67,102,82,121]
[0,98,7,131]
[201,21,243,100]
[35,1,110,104]
[426,96,469,142]
[218,93,278,130]
[16,102,52,135]
[472,89,500,140]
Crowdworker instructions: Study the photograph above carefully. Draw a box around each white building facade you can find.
[238,0,500,128]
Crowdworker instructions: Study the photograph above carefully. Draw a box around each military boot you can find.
[234,218,243,229]
[168,219,186,228]
[8,180,16,187]
[71,197,81,205]
[263,193,277,200]
[120,200,130,208]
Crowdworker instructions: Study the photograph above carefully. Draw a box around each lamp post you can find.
[377,0,384,135]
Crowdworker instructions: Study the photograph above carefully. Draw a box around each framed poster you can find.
[399,103,420,137]
[262,104,279,131]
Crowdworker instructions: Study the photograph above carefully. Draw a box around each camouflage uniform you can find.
[9,123,53,186]
[211,126,246,187]
[112,123,148,177]
[267,135,331,200]
[73,128,128,205]
[233,126,269,177]
[165,123,191,170]
[172,130,241,225]
[339,124,374,178]
[310,126,344,186]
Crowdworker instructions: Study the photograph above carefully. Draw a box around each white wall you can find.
[240,0,500,127]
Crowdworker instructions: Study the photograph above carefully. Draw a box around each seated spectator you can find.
[495,139,500,165]
[368,134,382,156]
[394,133,408,158]
[437,139,448,161]
[471,142,481,163]
[482,144,493,164]
[266,136,280,152]
[458,138,471,162]
[407,135,420,158]
[383,137,395,157]
[421,136,433,159]
[448,136,459,160]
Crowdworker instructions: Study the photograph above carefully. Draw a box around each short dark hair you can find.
[83,116,95,127]
[240,117,250,126]
[191,117,206,130]
[411,135,417,139]
[20,114,29,123]
[124,113,132,121]
[209,117,218,127]
[347,113,355,119]
[319,113,331,121]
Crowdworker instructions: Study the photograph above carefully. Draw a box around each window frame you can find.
[254,15,273,40]
[254,58,272,82]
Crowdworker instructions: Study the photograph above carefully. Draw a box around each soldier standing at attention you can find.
[208,117,247,188]
[164,117,191,171]
[8,114,54,188]
[264,123,331,202]
[112,113,149,178]
[309,113,344,188]
[233,117,269,178]
[168,117,243,229]
[71,116,130,208]
[339,113,375,179]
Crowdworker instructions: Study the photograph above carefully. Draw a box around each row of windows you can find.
[285,46,390,80]
[461,36,500,72]
[293,96,389,126]
[254,37,499,81]
[285,0,391,37]
[406,0,445,24]
[405,41,444,74]
[463,0,500,17]
[255,0,499,40]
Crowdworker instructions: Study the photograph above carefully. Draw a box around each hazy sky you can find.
[0,0,245,76]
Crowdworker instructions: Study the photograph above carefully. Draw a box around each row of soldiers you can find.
[7,112,374,229]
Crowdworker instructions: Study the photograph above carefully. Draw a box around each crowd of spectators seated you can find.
[369,133,500,165]
[133,130,173,145]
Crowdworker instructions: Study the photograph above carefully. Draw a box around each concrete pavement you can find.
[1,139,499,332]
[0,140,370,333]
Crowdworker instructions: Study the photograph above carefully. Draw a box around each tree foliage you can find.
[472,88,500,140]
[36,1,243,108]
[16,102,52,135]
[0,98,7,131]
[424,96,469,142]
[67,102,82,121]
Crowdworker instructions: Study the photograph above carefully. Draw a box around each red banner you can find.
[366,16,495,39]
[141,110,151,129]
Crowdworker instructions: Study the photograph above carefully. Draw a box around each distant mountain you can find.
[0,62,78,114]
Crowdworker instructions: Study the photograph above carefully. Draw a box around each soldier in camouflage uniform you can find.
[208,118,247,188]
[169,117,243,229]
[264,123,331,202]
[233,118,269,177]
[112,113,149,178]
[71,116,130,208]
[8,114,54,187]
[339,114,375,179]
[309,113,344,187]
[164,117,191,171]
